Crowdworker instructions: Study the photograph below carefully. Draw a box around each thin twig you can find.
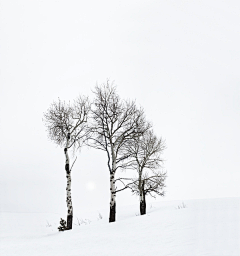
[70,156,77,172]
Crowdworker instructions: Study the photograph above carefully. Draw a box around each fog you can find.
[1,0,240,215]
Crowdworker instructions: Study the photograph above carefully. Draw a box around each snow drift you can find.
[0,197,239,256]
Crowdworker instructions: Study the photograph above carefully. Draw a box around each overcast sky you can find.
[1,0,240,216]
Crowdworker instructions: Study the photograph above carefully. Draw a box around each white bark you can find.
[110,148,116,207]
[110,172,116,207]
[65,134,73,216]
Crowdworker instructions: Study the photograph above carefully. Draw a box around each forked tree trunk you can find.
[64,133,73,230]
[109,171,116,222]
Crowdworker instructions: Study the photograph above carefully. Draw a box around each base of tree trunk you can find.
[109,203,116,222]
[67,214,73,230]
[140,201,146,215]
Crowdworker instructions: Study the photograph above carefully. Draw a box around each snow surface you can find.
[0,198,239,256]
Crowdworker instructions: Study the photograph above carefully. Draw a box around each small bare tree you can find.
[90,81,148,222]
[124,129,166,215]
[43,96,90,229]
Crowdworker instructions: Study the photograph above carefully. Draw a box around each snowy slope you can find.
[0,198,239,256]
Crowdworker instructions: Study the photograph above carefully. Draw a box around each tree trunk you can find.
[140,180,146,215]
[109,202,116,222]
[65,133,73,230]
[140,194,146,215]
[109,171,116,222]
[109,147,117,223]
[67,215,73,229]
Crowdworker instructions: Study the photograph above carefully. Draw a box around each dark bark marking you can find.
[67,215,73,230]
[109,203,116,222]
[65,164,70,173]
[140,199,146,215]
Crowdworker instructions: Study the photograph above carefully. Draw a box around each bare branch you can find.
[126,128,166,198]
[70,156,77,172]
[43,96,91,151]
[89,81,148,175]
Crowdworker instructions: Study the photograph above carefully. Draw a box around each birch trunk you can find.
[64,133,73,229]
[140,180,146,215]
[109,149,116,222]
[109,171,116,222]
[140,194,146,215]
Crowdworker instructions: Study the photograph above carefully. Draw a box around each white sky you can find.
[0,0,240,215]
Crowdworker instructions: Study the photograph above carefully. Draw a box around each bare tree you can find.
[90,81,148,222]
[43,96,90,229]
[124,129,166,215]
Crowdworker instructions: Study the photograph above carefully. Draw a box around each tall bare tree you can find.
[90,81,148,222]
[124,129,166,215]
[43,96,90,229]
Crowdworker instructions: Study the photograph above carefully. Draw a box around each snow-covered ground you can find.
[0,197,239,256]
